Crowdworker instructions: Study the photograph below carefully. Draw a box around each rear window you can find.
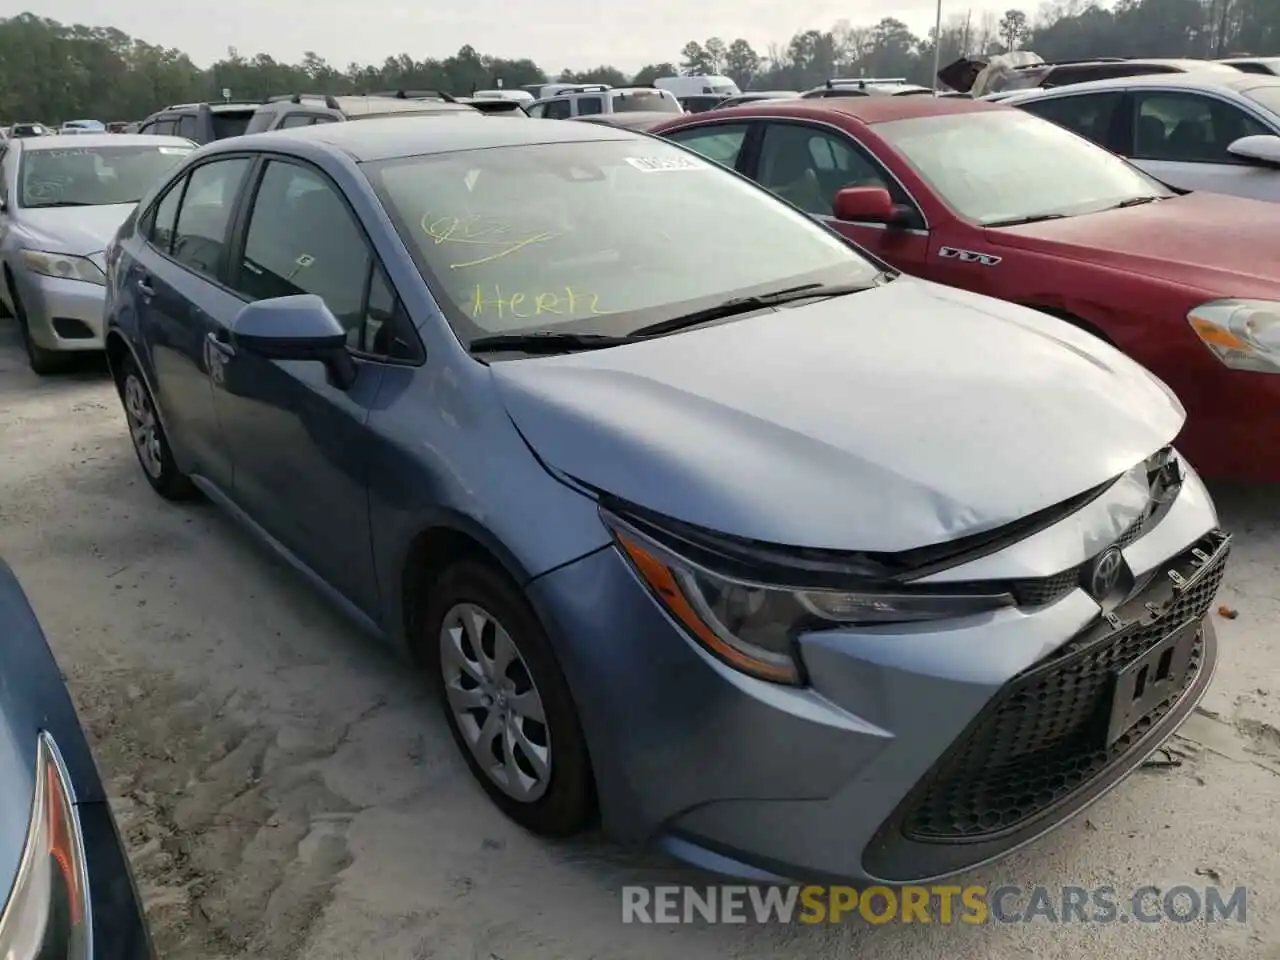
[212,111,254,139]
[612,90,681,114]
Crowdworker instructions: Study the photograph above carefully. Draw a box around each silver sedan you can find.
[0,133,194,373]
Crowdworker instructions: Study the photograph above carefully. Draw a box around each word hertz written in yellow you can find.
[467,284,609,320]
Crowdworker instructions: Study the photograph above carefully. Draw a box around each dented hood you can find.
[491,278,1184,552]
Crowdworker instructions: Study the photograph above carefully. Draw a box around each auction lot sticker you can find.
[625,156,703,173]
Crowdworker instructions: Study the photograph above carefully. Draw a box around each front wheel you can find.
[118,355,198,501]
[426,560,594,836]
[9,280,64,375]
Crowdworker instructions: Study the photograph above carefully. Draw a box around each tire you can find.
[117,354,198,501]
[425,559,594,836]
[8,278,64,375]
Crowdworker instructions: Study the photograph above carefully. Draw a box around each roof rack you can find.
[554,84,610,95]
[366,89,458,103]
[1012,57,1127,71]
[267,93,342,109]
[826,77,908,86]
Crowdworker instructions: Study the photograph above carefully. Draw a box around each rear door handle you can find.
[135,274,154,297]
[206,330,234,357]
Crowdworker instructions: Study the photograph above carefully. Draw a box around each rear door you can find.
[1126,88,1279,200]
[126,155,254,487]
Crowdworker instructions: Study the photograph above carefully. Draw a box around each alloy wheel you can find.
[439,602,551,802]
[123,374,164,479]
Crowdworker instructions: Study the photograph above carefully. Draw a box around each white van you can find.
[471,89,534,103]
[654,76,741,99]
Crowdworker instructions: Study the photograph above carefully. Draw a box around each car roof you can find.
[1003,69,1272,100]
[19,133,195,150]
[220,115,638,161]
[707,94,999,125]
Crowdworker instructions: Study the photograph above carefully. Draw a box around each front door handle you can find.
[135,278,155,297]
[206,330,234,357]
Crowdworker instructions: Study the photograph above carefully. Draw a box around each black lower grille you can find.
[902,529,1229,842]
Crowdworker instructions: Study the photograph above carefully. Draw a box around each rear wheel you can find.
[118,354,198,501]
[425,560,594,836]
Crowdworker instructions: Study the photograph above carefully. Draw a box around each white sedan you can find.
[1004,71,1280,203]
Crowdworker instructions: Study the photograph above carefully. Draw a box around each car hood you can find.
[15,203,135,259]
[491,278,1184,551]
[986,192,1280,297]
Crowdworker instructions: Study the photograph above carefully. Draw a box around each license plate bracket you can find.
[1104,618,1199,747]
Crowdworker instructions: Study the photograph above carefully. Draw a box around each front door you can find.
[212,157,385,615]
[751,120,931,274]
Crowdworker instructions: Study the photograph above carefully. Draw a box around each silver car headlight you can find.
[19,251,106,287]
[1187,299,1280,373]
[603,511,1015,685]
[0,733,92,960]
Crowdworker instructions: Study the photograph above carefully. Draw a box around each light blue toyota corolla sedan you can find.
[101,116,1229,884]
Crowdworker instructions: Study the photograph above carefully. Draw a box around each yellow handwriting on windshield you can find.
[422,213,559,269]
[468,285,610,320]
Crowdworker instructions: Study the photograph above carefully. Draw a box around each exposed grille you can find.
[1008,511,1148,607]
[903,530,1229,842]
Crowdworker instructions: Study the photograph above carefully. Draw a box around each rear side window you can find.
[279,114,316,129]
[544,99,572,120]
[576,96,604,116]
[170,158,251,278]
[663,123,750,168]
[148,177,186,252]
[1018,92,1124,150]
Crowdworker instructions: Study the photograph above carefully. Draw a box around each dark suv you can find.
[242,92,481,132]
[137,101,261,144]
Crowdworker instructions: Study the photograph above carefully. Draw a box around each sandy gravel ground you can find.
[0,318,1278,960]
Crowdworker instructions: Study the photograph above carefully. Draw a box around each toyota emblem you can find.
[1088,547,1125,599]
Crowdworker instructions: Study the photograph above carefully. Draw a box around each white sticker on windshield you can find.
[624,156,703,173]
[158,147,193,155]
[464,168,480,192]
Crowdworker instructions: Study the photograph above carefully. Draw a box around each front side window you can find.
[1017,92,1123,149]
[235,160,371,344]
[1132,92,1271,163]
[18,143,195,208]
[177,115,198,140]
[757,123,889,217]
[279,114,316,129]
[366,137,877,343]
[170,158,251,278]
[526,103,548,118]
[211,111,254,140]
[149,120,176,136]
[877,109,1171,226]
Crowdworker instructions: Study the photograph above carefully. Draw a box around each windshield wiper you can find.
[984,212,1069,227]
[630,281,878,338]
[468,331,639,355]
[1111,196,1162,209]
[24,200,95,208]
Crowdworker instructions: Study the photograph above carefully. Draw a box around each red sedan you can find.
[653,97,1280,482]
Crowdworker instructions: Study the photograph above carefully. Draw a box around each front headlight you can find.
[1187,299,1280,373]
[603,510,1015,686]
[0,733,92,960]
[19,251,106,287]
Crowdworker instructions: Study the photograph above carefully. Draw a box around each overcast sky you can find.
[16,0,987,73]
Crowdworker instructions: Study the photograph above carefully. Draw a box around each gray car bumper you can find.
[527,464,1224,884]
[10,266,106,352]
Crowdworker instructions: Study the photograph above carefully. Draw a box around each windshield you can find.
[1243,85,1280,117]
[19,143,194,208]
[612,90,681,114]
[877,110,1172,225]
[366,139,878,343]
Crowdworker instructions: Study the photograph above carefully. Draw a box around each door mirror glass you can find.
[1227,134,1280,166]
[833,185,906,224]
[232,294,357,389]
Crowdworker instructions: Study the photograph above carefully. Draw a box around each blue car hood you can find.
[490,278,1185,551]
[0,561,104,912]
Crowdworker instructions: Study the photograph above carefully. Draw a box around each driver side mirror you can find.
[833,186,913,227]
[232,294,357,390]
[1227,134,1280,167]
